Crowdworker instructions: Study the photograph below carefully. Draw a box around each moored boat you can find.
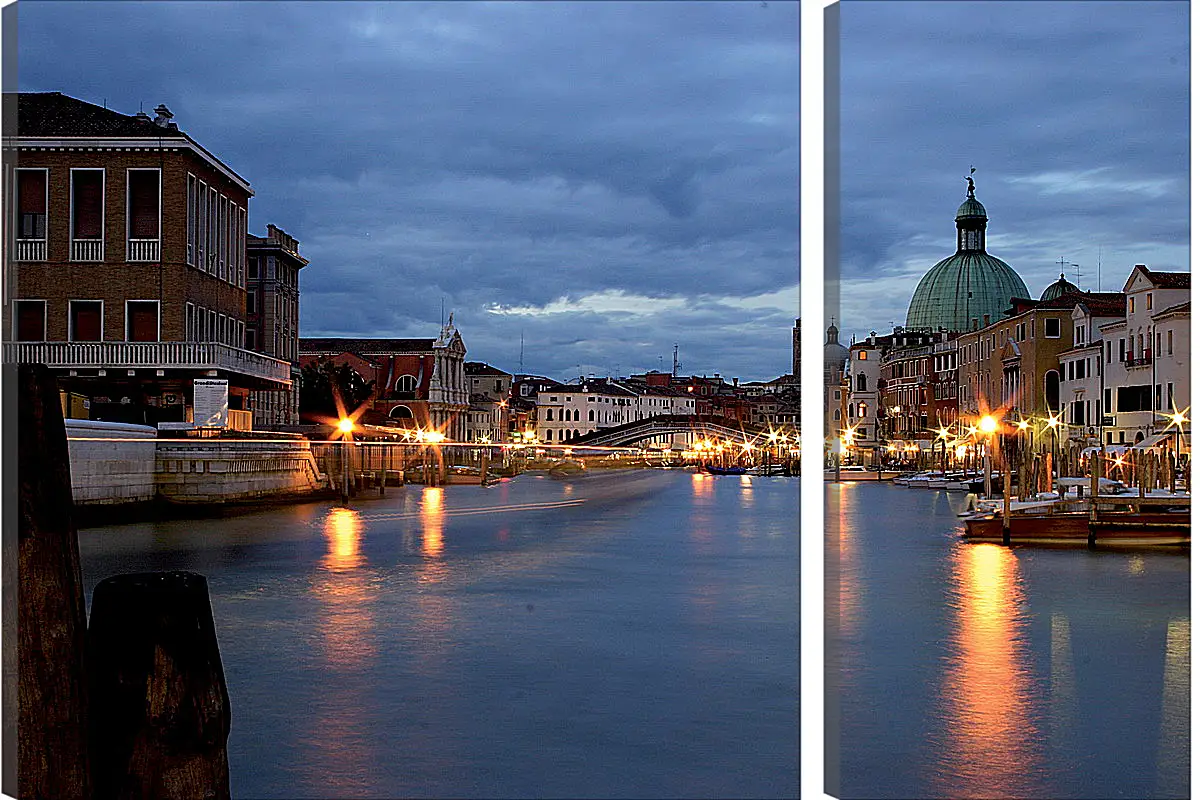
[704,464,748,476]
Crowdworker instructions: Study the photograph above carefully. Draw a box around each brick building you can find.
[4,91,291,425]
[299,321,469,439]
[246,224,307,426]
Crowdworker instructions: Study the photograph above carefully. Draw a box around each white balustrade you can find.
[3,340,291,385]
[71,239,104,262]
[15,239,46,261]
[127,239,161,262]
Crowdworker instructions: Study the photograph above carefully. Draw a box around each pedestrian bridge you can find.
[567,414,767,448]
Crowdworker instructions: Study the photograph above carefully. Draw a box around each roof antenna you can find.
[440,297,445,327]
[519,330,524,373]
[1097,244,1102,293]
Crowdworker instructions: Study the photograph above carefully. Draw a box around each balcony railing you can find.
[71,239,104,262]
[127,239,161,262]
[15,239,46,261]
[1124,350,1153,368]
[4,340,292,385]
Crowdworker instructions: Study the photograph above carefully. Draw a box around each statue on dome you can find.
[964,165,976,196]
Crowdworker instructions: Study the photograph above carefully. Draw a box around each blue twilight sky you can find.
[16,0,799,383]
[835,0,1189,346]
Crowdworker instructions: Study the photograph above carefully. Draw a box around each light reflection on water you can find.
[931,544,1043,798]
[76,470,799,798]
[829,483,1189,800]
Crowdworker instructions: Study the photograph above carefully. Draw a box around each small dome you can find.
[824,322,849,371]
[955,196,987,219]
[1040,273,1081,302]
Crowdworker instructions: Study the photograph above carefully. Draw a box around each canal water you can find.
[79,470,799,799]
[827,482,1189,800]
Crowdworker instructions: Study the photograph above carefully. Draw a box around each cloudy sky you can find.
[835,0,1188,345]
[19,1,799,382]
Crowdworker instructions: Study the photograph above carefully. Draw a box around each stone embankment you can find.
[65,420,329,518]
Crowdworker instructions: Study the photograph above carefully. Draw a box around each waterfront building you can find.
[954,273,1106,423]
[846,331,894,455]
[299,319,469,439]
[1056,293,1125,447]
[1096,266,1190,447]
[246,225,306,426]
[509,374,567,439]
[463,362,513,443]
[4,91,291,426]
[906,178,1030,331]
[824,321,850,443]
[535,377,697,445]
[878,327,957,454]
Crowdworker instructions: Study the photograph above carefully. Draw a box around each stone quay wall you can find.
[64,420,329,507]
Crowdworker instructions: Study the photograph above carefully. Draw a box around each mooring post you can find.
[16,363,93,799]
[88,571,231,800]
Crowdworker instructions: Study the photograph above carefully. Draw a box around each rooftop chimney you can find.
[152,103,174,128]
[133,111,151,124]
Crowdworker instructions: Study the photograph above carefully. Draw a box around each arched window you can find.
[546,409,553,421]
[858,402,868,418]
[1044,370,1061,412]
[395,374,417,392]
[388,404,413,419]
[589,409,595,422]
[573,408,580,421]
[856,373,867,392]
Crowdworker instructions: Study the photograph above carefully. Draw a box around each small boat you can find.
[704,464,748,475]
[824,466,901,482]
[964,510,1189,546]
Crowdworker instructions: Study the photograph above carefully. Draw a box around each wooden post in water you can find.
[480,449,490,486]
[16,363,92,800]
[1002,458,1012,546]
[1044,453,1053,498]
[88,572,231,800]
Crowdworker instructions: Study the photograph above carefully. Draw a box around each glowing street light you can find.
[338,417,355,435]
[978,415,998,435]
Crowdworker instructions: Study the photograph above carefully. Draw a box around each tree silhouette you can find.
[299,360,375,421]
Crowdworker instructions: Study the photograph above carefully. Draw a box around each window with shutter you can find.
[70,301,103,341]
[14,301,45,342]
[128,170,160,239]
[71,170,104,239]
[126,301,159,342]
[16,169,47,240]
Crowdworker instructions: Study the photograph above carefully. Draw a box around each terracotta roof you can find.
[464,362,511,376]
[1144,270,1190,289]
[12,92,188,138]
[1073,293,1126,316]
[1153,300,1190,318]
[300,337,437,353]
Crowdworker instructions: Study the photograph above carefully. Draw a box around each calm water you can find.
[79,470,799,799]
[827,482,1189,800]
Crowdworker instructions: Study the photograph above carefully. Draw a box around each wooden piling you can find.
[480,450,490,486]
[88,571,231,800]
[17,363,92,800]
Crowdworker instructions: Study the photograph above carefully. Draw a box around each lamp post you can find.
[337,417,355,504]
[1044,412,1062,487]
[978,414,998,498]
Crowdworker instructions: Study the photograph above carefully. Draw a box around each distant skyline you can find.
[836,0,1188,345]
[19,1,800,383]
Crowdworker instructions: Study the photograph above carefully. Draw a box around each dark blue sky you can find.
[836,0,1188,345]
[18,0,800,382]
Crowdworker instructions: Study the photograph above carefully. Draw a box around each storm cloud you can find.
[835,1,1188,344]
[19,0,800,382]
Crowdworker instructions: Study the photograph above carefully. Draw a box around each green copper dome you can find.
[906,180,1030,331]
[907,252,1030,330]
[955,196,987,219]
[1039,273,1080,301]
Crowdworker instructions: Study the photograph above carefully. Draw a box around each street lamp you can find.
[337,417,355,504]
[978,414,998,498]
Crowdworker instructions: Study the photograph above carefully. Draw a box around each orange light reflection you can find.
[932,544,1043,798]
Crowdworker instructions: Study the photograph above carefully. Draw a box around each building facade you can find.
[5,91,290,426]
[246,224,306,426]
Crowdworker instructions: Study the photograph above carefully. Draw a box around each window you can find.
[247,290,257,316]
[1168,383,1174,407]
[14,300,46,342]
[248,256,259,280]
[69,300,103,341]
[187,174,197,265]
[1116,385,1153,412]
[185,303,195,340]
[125,301,159,342]
[546,409,553,421]
[1156,384,1163,410]
[266,256,276,280]
[198,181,208,269]
[208,310,217,342]
[1129,297,1135,313]
[1104,388,1112,413]
[1147,293,1153,310]
[588,409,595,422]
[1156,332,1161,357]
[1168,330,1173,355]
[245,328,257,350]
[127,169,160,240]
[573,409,579,421]
[857,350,867,360]
[15,169,47,241]
[1044,318,1061,338]
[1119,339,1126,361]
[70,169,104,244]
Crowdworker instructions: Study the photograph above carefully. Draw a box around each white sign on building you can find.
[193,378,229,427]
